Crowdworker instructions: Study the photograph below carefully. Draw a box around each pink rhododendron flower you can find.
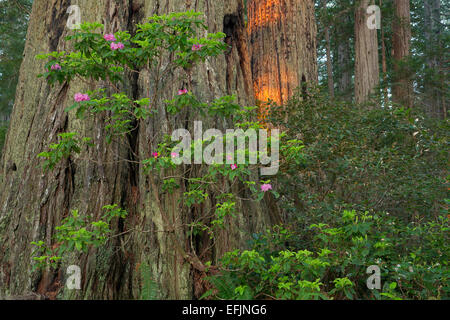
[191,44,205,51]
[261,184,272,192]
[103,33,116,42]
[152,152,159,159]
[110,42,125,50]
[74,93,90,102]
[178,89,188,95]
[230,164,237,170]
[51,64,61,71]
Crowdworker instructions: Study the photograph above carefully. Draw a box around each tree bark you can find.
[424,0,445,118]
[380,0,389,106]
[392,0,413,108]
[354,0,380,105]
[335,12,352,100]
[248,0,318,110]
[322,0,335,99]
[325,23,335,99]
[0,0,314,300]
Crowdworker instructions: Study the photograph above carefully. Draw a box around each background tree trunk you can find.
[322,0,335,99]
[325,24,335,99]
[424,0,445,118]
[0,0,315,299]
[335,13,352,101]
[392,0,413,108]
[354,0,380,105]
[380,0,389,107]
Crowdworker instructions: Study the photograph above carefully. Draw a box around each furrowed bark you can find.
[247,0,318,113]
[323,0,335,99]
[335,13,352,101]
[392,0,413,108]
[354,0,380,105]
[380,0,389,106]
[423,0,445,118]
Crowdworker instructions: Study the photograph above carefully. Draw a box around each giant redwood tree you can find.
[0,0,318,299]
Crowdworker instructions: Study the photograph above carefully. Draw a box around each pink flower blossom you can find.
[191,44,205,51]
[51,64,61,71]
[110,42,125,50]
[152,152,159,159]
[74,93,90,102]
[171,152,179,158]
[261,184,272,192]
[103,34,116,42]
[178,89,188,95]
[230,164,237,170]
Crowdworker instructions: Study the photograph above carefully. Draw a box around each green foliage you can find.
[0,120,8,156]
[0,0,32,116]
[271,89,448,221]
[37,11,227,87]
[37,132,92,170]
[207,208,448,300]
[206,90,448,300]
[207,95,242,118]
[30,240,62,270]
[31,205,128,270]
[139,262,159,300]
[211,201,236,229]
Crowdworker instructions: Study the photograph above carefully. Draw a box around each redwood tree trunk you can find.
[392,0,413,108]
[248,0,318,109]
[0,0,316,299]
[325,25,335,99]
[336,14,352,100]
[354,0,380,105]
[424,0,445,118]
[323,0,335,99]
[380,0,389,106]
